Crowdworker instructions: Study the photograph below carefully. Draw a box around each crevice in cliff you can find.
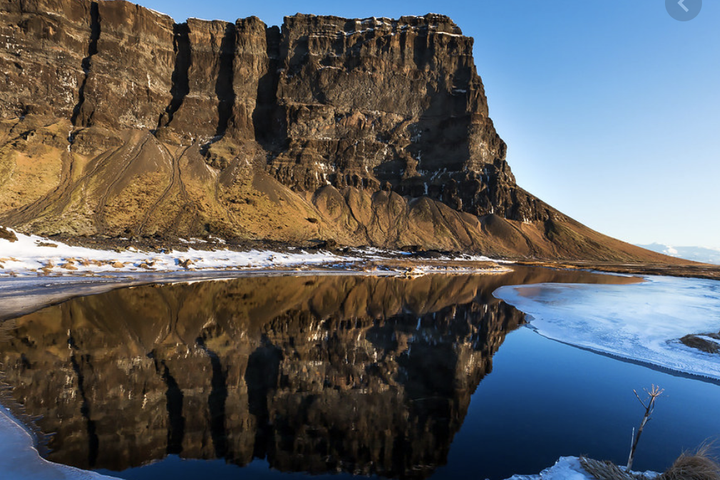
[196,338,228,458]
[215,23,237,137]
[159,23,191,129]
[68,334,99,468]
[253,26,285,150]
[71,1,100,127]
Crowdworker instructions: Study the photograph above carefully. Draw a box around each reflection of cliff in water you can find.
[0,268,635,478]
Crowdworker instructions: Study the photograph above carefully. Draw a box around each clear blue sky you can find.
[137,0,720,249]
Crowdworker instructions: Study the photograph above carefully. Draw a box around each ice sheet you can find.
[0,405,118,479]
[495,275,720,381]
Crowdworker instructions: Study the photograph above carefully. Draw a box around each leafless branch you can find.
[627,385,664,471]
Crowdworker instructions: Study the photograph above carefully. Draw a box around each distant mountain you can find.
[637,244,720,265]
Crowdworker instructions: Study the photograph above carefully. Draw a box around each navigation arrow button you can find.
[666,0,702,21]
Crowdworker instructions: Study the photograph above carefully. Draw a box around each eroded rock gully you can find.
[0,0,674,261]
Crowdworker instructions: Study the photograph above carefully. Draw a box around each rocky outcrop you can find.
[0,273,531,477]
[0,0,677,261]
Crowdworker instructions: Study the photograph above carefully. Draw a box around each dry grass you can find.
[680,334,720,354]
[580,446,720,480]
[580,457,636,479]
[660,446,720,480]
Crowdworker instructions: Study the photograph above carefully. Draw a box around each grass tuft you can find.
[580,446,719,480]
[660,445,720,480]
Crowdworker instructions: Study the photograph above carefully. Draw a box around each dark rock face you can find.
[0,0,673,260]
[0,273,528,477]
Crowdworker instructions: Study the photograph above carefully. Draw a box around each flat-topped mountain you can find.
[0,0,677,261]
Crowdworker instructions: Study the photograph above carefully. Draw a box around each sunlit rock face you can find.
[0,273,535,477]
[0,0,671,261]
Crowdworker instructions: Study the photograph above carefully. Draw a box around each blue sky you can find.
[137,0,720,249]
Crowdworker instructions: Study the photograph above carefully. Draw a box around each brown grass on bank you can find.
[580,446,720,480]
[660,446,720,480]
[580,457,640,479]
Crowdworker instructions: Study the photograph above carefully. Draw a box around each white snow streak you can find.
[0,228,352,276]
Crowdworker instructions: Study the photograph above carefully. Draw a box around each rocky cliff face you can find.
[0,274,527,477]
[0,0,672,260]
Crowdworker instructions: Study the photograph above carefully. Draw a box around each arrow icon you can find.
[667,0,702,21]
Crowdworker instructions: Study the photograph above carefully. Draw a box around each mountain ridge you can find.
[0,0,684,262]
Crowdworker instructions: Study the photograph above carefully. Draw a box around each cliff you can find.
[0,0,675,261]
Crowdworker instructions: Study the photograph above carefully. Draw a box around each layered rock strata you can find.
[0,0,677,260]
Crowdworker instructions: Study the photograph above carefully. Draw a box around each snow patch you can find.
[505,457,593,480]
[504,456,657,480]
[0,227,354,277]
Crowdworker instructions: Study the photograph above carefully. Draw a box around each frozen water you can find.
[495,275,720,381]
[0,406,118,479]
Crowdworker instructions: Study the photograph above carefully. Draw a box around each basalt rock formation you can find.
[0,0,675,260]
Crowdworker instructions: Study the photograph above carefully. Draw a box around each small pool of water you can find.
[0,268,716,480]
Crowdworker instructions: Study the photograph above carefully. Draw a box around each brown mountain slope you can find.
[0,0,682,262]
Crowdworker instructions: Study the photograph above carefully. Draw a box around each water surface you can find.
[0,268,717,479]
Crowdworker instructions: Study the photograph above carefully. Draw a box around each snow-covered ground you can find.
[0,228,356,276]
[495,275,720,381]
[505,457,593,480]
[0,227,503,279]
[504,456,657,480]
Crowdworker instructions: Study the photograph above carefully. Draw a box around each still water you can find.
[0,268,718,479]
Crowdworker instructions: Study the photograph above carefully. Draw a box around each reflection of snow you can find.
[495,276,720,381]
[0,406,118,479]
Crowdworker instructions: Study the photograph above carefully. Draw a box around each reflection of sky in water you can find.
[496,276,720,380]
